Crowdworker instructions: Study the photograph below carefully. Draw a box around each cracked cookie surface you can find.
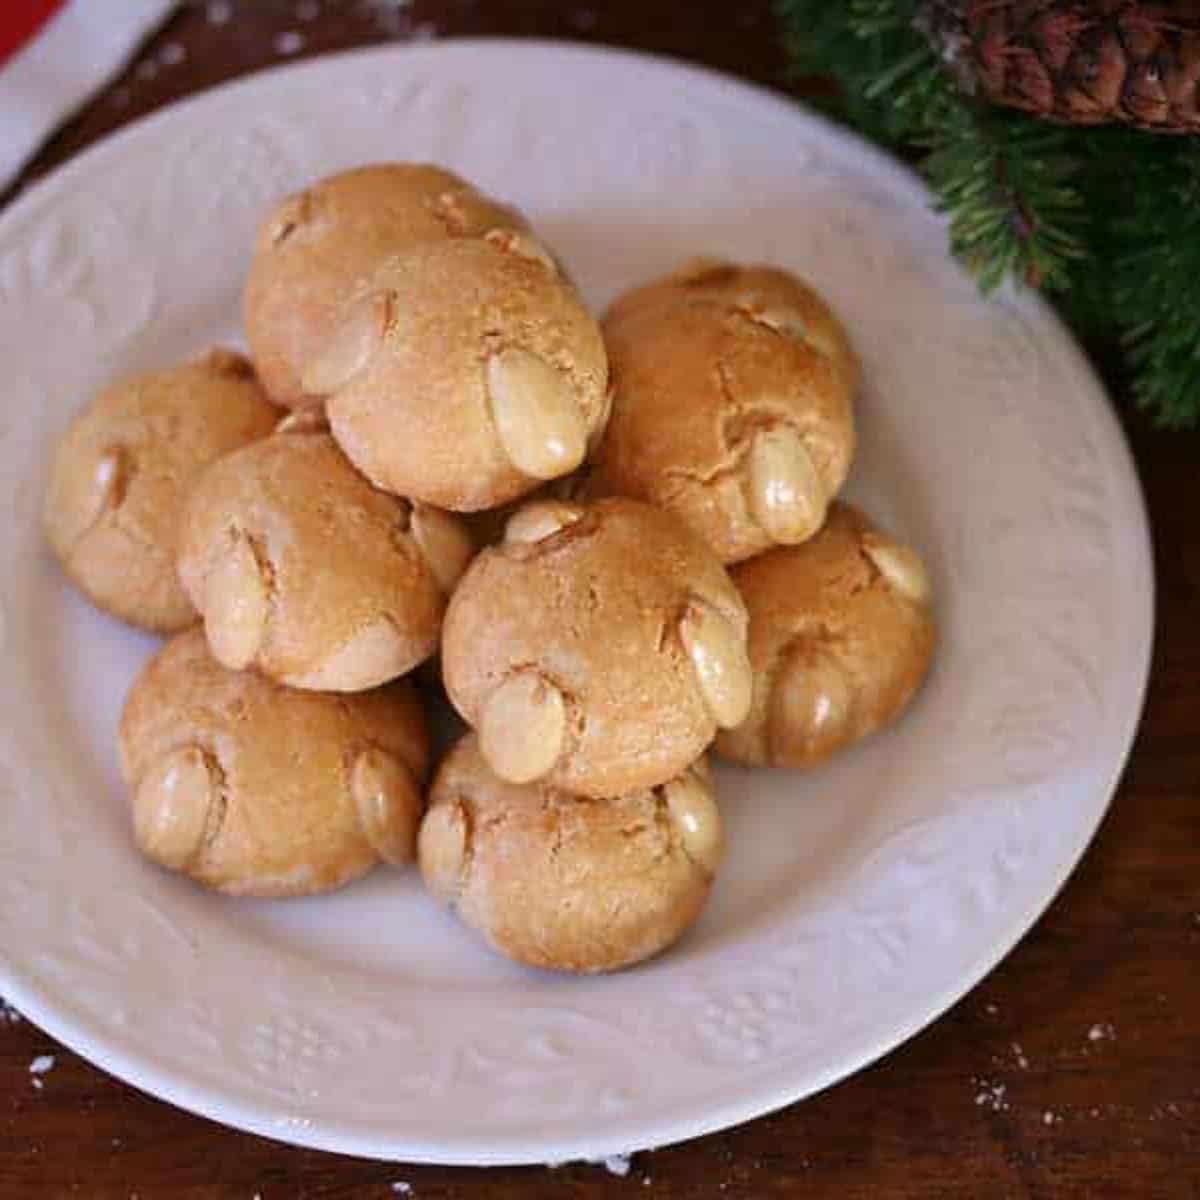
[419,734,720,973]
[243,163,529,406]
[715,503,935,768]
[309,235,609,511]
[119,628,429,897]
[594,260,858,563]
[177,428,470,691]
[43,350,279,633]
[441,497,750,796]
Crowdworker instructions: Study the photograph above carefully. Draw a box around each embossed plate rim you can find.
[0,39,1153,1164]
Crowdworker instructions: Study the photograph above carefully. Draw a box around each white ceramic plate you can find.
[0,40,1152,1166]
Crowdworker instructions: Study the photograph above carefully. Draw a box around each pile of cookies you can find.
[43,163,935,974]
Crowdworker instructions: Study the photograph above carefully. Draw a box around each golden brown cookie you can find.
[715,503,935,768]
[419,735,721,973]
[119,628,429,897]
[43,350,279,633]
[594,259,858,562]
[243,163,530,406]
[177,426,472,691]
[441,496,750,796]
[305,236,609,511]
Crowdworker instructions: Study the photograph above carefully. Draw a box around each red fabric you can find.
[0,0,66,69]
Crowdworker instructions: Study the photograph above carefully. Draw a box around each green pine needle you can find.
[923,109,1086,293]
[1113,140,1200,427]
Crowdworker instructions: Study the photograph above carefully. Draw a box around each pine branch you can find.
[775,0,1200,426]
[1112,140,1200,427]
[922,111,1086,293]
[1056,125,1156,341]
[777,0,925,138]
[776,0,1090,294]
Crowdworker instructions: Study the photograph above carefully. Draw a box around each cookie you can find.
[715,503,935,767]
[119,628,429,896]
[305,236,609,511]
[420,735,721,972]
[43,350,278,632]
[441,496,751,796]
[177,424,472,691]
[244,162,529,405]
[594,259,858,562]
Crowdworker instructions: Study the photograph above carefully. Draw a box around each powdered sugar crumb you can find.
[973,1079,1008,1112]
[984,1002,998,1016]
[274,31,305,55]
[29,1055,55,1075]
[603,1155,632,1177]
[391,1185,412,1196]
[1088,1022,1115,1043]
[1043,1110,1057,1126]
[1011,1041,1029,1070]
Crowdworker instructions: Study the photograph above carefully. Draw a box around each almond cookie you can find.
[304,236,609,511]
[244,163,530,405]
[420,735,721,973]
[594,259,858,562]
[43,350,278,633]
[119,628,429,896]
[442,496,751,796]
[177,424,472,691]
[715,503,935,768]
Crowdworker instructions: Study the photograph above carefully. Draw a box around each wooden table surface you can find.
[1,2,1196,1196]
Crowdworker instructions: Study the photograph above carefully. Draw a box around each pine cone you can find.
[922,0,1200,131]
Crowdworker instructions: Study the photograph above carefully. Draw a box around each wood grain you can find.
[1,2,1197,1196]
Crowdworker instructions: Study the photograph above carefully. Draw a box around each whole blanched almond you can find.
[479,670,567,784]
[486,348,587,480]
[663,768,723,876]
[203,533,269,671]
[679,599,752,729]
[747,427,826,546]
[352,747,422,865]
[133,745,217,871]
